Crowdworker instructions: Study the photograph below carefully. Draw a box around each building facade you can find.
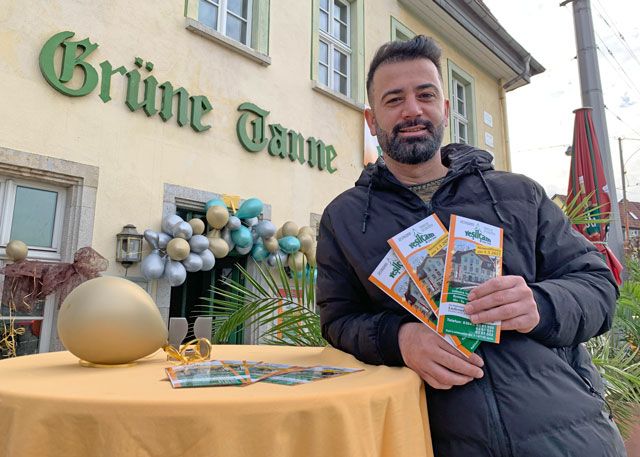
[0,0,542,355]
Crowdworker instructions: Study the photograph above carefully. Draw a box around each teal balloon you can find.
[235,198,263,219]
[251,243,269,262]
[231,225,252,248]
[278,236,301,254]
[206,199,226,210]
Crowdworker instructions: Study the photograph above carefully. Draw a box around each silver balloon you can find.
[276,250,288,264]
[143,230,159,250]
[267,250,288,267]
[158,232,172,249]
[221,227,235,251]
[141,250,166,280]
[266,253,277,267]
[244,217,259,227]
[188,234,209,253]
[182,253,203,272]
[235,242,253,255]
[199,249,215,271]
[255,220,276,239]
[162,214,183,234]
[172,221,193,240]
[164,259,187,287]
[226,216,241,230]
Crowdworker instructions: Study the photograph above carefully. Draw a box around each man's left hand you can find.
[465,276,540,333]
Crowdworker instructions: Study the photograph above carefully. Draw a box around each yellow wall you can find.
[0,0,510,277]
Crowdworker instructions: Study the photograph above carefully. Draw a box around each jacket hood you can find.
[355,143,494,189]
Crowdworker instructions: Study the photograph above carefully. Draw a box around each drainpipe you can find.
[502,55,531,92]
[498,78,511,172]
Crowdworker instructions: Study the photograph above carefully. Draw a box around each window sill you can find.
[185,18,271,67]
[312,81,365,113]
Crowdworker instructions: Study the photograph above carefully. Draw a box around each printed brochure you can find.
[438,215,503,343]
[369,249,480,356]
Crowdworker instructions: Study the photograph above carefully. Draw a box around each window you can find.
[629,211,638,220]
[0,295,55,358]
[198,0,253,46]
[318,0,351,97]
[391,17,415,42]
[0,177,66,260]
[448,60,476,146]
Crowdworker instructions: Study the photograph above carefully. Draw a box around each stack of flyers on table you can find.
[165,360,363,388]
[438,215,503,343]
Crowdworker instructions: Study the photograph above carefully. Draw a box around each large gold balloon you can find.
[166,238,190,261]
[206,206,229,230]
[298,234,314,253]
[263,237,279,254]
[57,276,168,365]
[208,237,229,258]
[298,226,315,238]
[282,221,299,237]
[188,218,205,235]
[305,248,317,267]
[6,240,28,261]
[288,251,305,271]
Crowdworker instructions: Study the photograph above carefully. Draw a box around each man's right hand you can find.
[398,322,484,389]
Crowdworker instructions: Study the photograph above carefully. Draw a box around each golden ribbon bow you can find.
[163,338,212,364]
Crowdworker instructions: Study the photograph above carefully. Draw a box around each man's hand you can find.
[398,322,484,390]
[465,276,540,333]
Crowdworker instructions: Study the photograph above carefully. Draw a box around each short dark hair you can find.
[366,35,443,102]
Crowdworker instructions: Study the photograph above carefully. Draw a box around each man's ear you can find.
[364,107,377,136]
[444,99,450,127]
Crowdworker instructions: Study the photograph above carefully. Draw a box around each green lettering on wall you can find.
[99,61,126,103]
[288,130,305,164]
[39,31,99,97]
[125,61,158,116]
[236,103,270,152]
[325,145,337,174]
[158,82,189,126]
[306,137,325,169]
[268,124,288,158]
[190,95,213,132]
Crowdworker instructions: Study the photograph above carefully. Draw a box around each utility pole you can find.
[565,0,625,263]
[618,137,630,243]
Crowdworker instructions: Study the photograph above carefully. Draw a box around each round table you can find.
[0,345,433,457]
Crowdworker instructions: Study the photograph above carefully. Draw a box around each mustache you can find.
[392,119,435,136]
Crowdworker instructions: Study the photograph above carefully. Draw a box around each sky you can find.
[482,0,640,202]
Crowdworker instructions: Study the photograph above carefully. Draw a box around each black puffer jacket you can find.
[317,144,626,457]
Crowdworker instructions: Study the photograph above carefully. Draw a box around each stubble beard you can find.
[376,118,445,165]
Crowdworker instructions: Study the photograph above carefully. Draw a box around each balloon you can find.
[221,227,235,251]
[288,251,305,271]
[235,243,253,255]
[182,253,203,272]
[305,249,317,267]
[143,230,159,250]
[199,249,215,271]
[207,229,221,239]
[172,221,193,240]
[282,221,299,237]
[162,214,183,234]
[235,197,263,219]
[255,220,276,239]
[231,226,252,248]
[205,198,226,210]
[266,254,277,267]
[298,234,314,253]
[209,237,230,258]
[263,236,279,253]
[188,218,205,236]
[244,217,259,227]
[275,227,283,239]
[298,226,316,238]
[206,206,229,229]
[278,235,301,254]
[251,243,269,262]
[226,215,241,230]
[158,232,172,249]
[6,240,28,261]
[164,259,187,287]
[141,250,166,280]
[189,234,209,253]
[167,238,190,261]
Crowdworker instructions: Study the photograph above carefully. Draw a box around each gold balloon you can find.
[288,252,305,271]
[57,276,168,365]
[167,238,190,261]
[263,237,279,254]
[305,247,317,267]
[298,234,314,253]
[6,240,28,261]
[206,206,229,230]
[188,218,205,235]
[209,237,229,258]
[207,229,221,239]
[298,226,315,238]
[282,221,299,237]
[275,227,283,240]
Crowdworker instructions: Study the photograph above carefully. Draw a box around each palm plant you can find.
[200,259,324,347]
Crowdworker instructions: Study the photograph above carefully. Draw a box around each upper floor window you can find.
[390,17,415,42]
[318,0,351,97]
[448,60,476,146]
[198,0,253,46]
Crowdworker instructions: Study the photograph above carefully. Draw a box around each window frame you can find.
[0,177,67,261]
[447,60,476,146]
[0,295,55,355]
[199,0,254,46]
[390,16,415,42]
[318,0,352,98]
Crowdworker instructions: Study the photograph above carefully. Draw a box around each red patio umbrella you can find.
[567,107,623,284]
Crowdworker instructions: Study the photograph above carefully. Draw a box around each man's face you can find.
[365,58,450,164]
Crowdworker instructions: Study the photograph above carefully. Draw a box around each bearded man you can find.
[316,35,626,457]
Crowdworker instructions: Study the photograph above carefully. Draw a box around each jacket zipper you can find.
[478,348,512,457]
[581,374,614,420]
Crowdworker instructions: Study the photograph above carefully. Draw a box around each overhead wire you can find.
[592,0,640,67]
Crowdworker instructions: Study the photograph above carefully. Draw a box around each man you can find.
[316,36,626,456]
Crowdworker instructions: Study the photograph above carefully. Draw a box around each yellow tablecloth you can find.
[0,345,433,457]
